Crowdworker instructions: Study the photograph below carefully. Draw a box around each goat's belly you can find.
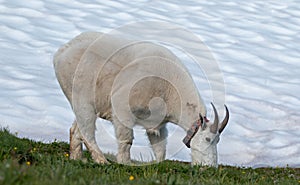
[133,107,166,134]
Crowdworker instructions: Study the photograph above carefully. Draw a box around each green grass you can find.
[0,128,299,185]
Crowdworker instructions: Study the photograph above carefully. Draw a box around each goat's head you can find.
[183,103,229,167]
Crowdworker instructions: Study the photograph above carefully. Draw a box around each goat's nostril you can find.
[205,137,211,142]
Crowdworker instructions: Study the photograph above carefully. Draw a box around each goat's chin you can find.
[191,149,218,167]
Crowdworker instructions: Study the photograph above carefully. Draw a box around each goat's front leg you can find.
[147,124,168,162]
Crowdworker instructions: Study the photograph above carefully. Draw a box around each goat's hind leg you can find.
[70,120,83,160]
[75,108,109,164]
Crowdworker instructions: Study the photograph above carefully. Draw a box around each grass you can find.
[0,128,299,185]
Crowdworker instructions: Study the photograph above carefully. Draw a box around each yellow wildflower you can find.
[30,148,37,153]
[13,147,17,151]
[65,153,69,157]
[129,175,134,181]
[26,161,31,166]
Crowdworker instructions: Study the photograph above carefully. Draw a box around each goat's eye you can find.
[205,137,211,142]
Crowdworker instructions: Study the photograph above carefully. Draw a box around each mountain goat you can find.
[53,32,229,167]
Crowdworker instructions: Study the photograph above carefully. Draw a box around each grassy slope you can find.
[0,128,299,185]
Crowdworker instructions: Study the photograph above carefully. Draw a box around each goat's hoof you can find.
[95,158,110,164]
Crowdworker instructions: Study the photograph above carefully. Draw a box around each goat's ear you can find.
[199,113,203,123]
[199,113,206,130]
[182,117,203,148]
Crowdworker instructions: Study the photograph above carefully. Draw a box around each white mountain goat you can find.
[53,32,229,167]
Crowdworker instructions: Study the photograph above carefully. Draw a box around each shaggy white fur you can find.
[53,32,229,166]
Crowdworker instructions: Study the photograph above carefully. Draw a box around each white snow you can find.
[1,0,299,168]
